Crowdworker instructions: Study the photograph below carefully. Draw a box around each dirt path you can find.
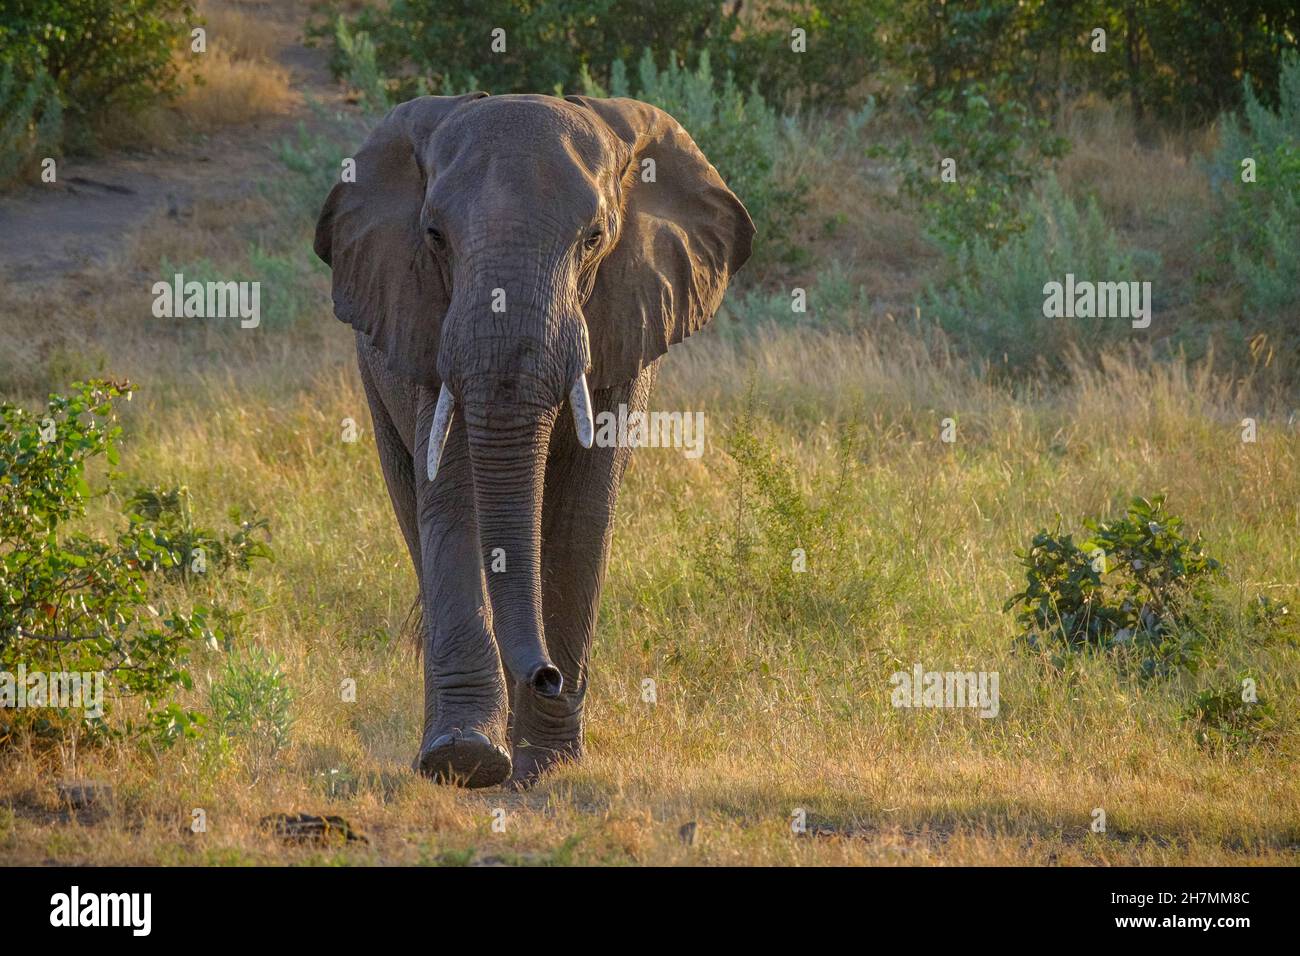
[0,3,344,284]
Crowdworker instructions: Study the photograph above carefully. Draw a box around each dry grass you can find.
[173,49,298,127]
[2,272,1296,863]
[1056,96,1215,297]
[1,72,1296,865]
[773,112,941,313]
[168,1,301,127]
[1057,97,1213,228]
[198,0,282,63]
[85,2,303,144]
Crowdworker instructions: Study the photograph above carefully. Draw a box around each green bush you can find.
[0,381,270,745]
[891,79,1069,253]
[321,0,892,109]
[332,17,389,114]
[0,1,195,119]
[724,260,870,335]
[888,0,1299,123]
[0,0,195,172]
[1005,496,1221,679]
[1182,679,1278,752]
[726,0,886,107]
[687,394,871,629]
[0,61,62,186]
[274,117,366,222]
[586,50,808,268]
[324,0,1299,118]
[925,176,1152,374]
[125,486,270,584]
[208,650,294,756]
[322,0,737,99]
[1211,50,1300,350]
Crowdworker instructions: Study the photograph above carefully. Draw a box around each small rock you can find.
[678,821,698,846]
[260,813,368,845]
[56,780,112,811]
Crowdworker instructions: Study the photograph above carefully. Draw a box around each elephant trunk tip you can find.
[528,663,564,698]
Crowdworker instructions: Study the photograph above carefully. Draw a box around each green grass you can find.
[1,49,1297,863]
[1,265,1296,862]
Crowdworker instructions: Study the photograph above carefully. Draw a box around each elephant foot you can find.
[507,739,581,790]
[417,730,512,788]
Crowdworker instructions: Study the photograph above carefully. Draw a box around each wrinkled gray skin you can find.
[316,94,752,788]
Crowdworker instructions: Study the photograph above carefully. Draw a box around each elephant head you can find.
[314,93,753,700]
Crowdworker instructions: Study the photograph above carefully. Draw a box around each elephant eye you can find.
[426,226,446,250]
[583,228,602,252]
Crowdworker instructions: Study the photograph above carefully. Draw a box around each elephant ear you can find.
[565,95,755,390]
[314,93,488,385]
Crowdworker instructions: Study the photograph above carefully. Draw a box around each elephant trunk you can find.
[458,382,563,698]
[431,253,593,699]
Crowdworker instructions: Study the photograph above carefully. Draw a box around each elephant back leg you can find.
[356,334,421,576]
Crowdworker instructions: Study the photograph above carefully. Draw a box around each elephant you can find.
[313,92,754,788]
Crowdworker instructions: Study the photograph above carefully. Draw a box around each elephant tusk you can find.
[569,373,594,449]
[426,384,455,481]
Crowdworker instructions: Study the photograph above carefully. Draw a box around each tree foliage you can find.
[322,0,1298,120]
[0,0,196,116]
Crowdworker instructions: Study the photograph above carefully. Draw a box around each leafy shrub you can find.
[724,260,870,335]
[1182,679,1278,752]
[891,79,1069,253]
[727,0,885,107]
[125,486,270,584]
[322,0,890,108]
[586,50,808,267]
[0,381,270,745]
[925,176,1153,374]
[0,1,195,120]
[274,117,364,222]
[886,0,1298,123]
[0,62,61,186]
[319,0,1299,121]
[1005,496,1222,679]
[1248,594,1294,638]
[158,247,325,330]
[688,394,871,629]
[332,17,389,113]
[208,650,293,755]
[1210,50,1300,351]
[321,0,737,100]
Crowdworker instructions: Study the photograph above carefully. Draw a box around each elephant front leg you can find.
[508,363,660,787]
[415,395,512,788]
